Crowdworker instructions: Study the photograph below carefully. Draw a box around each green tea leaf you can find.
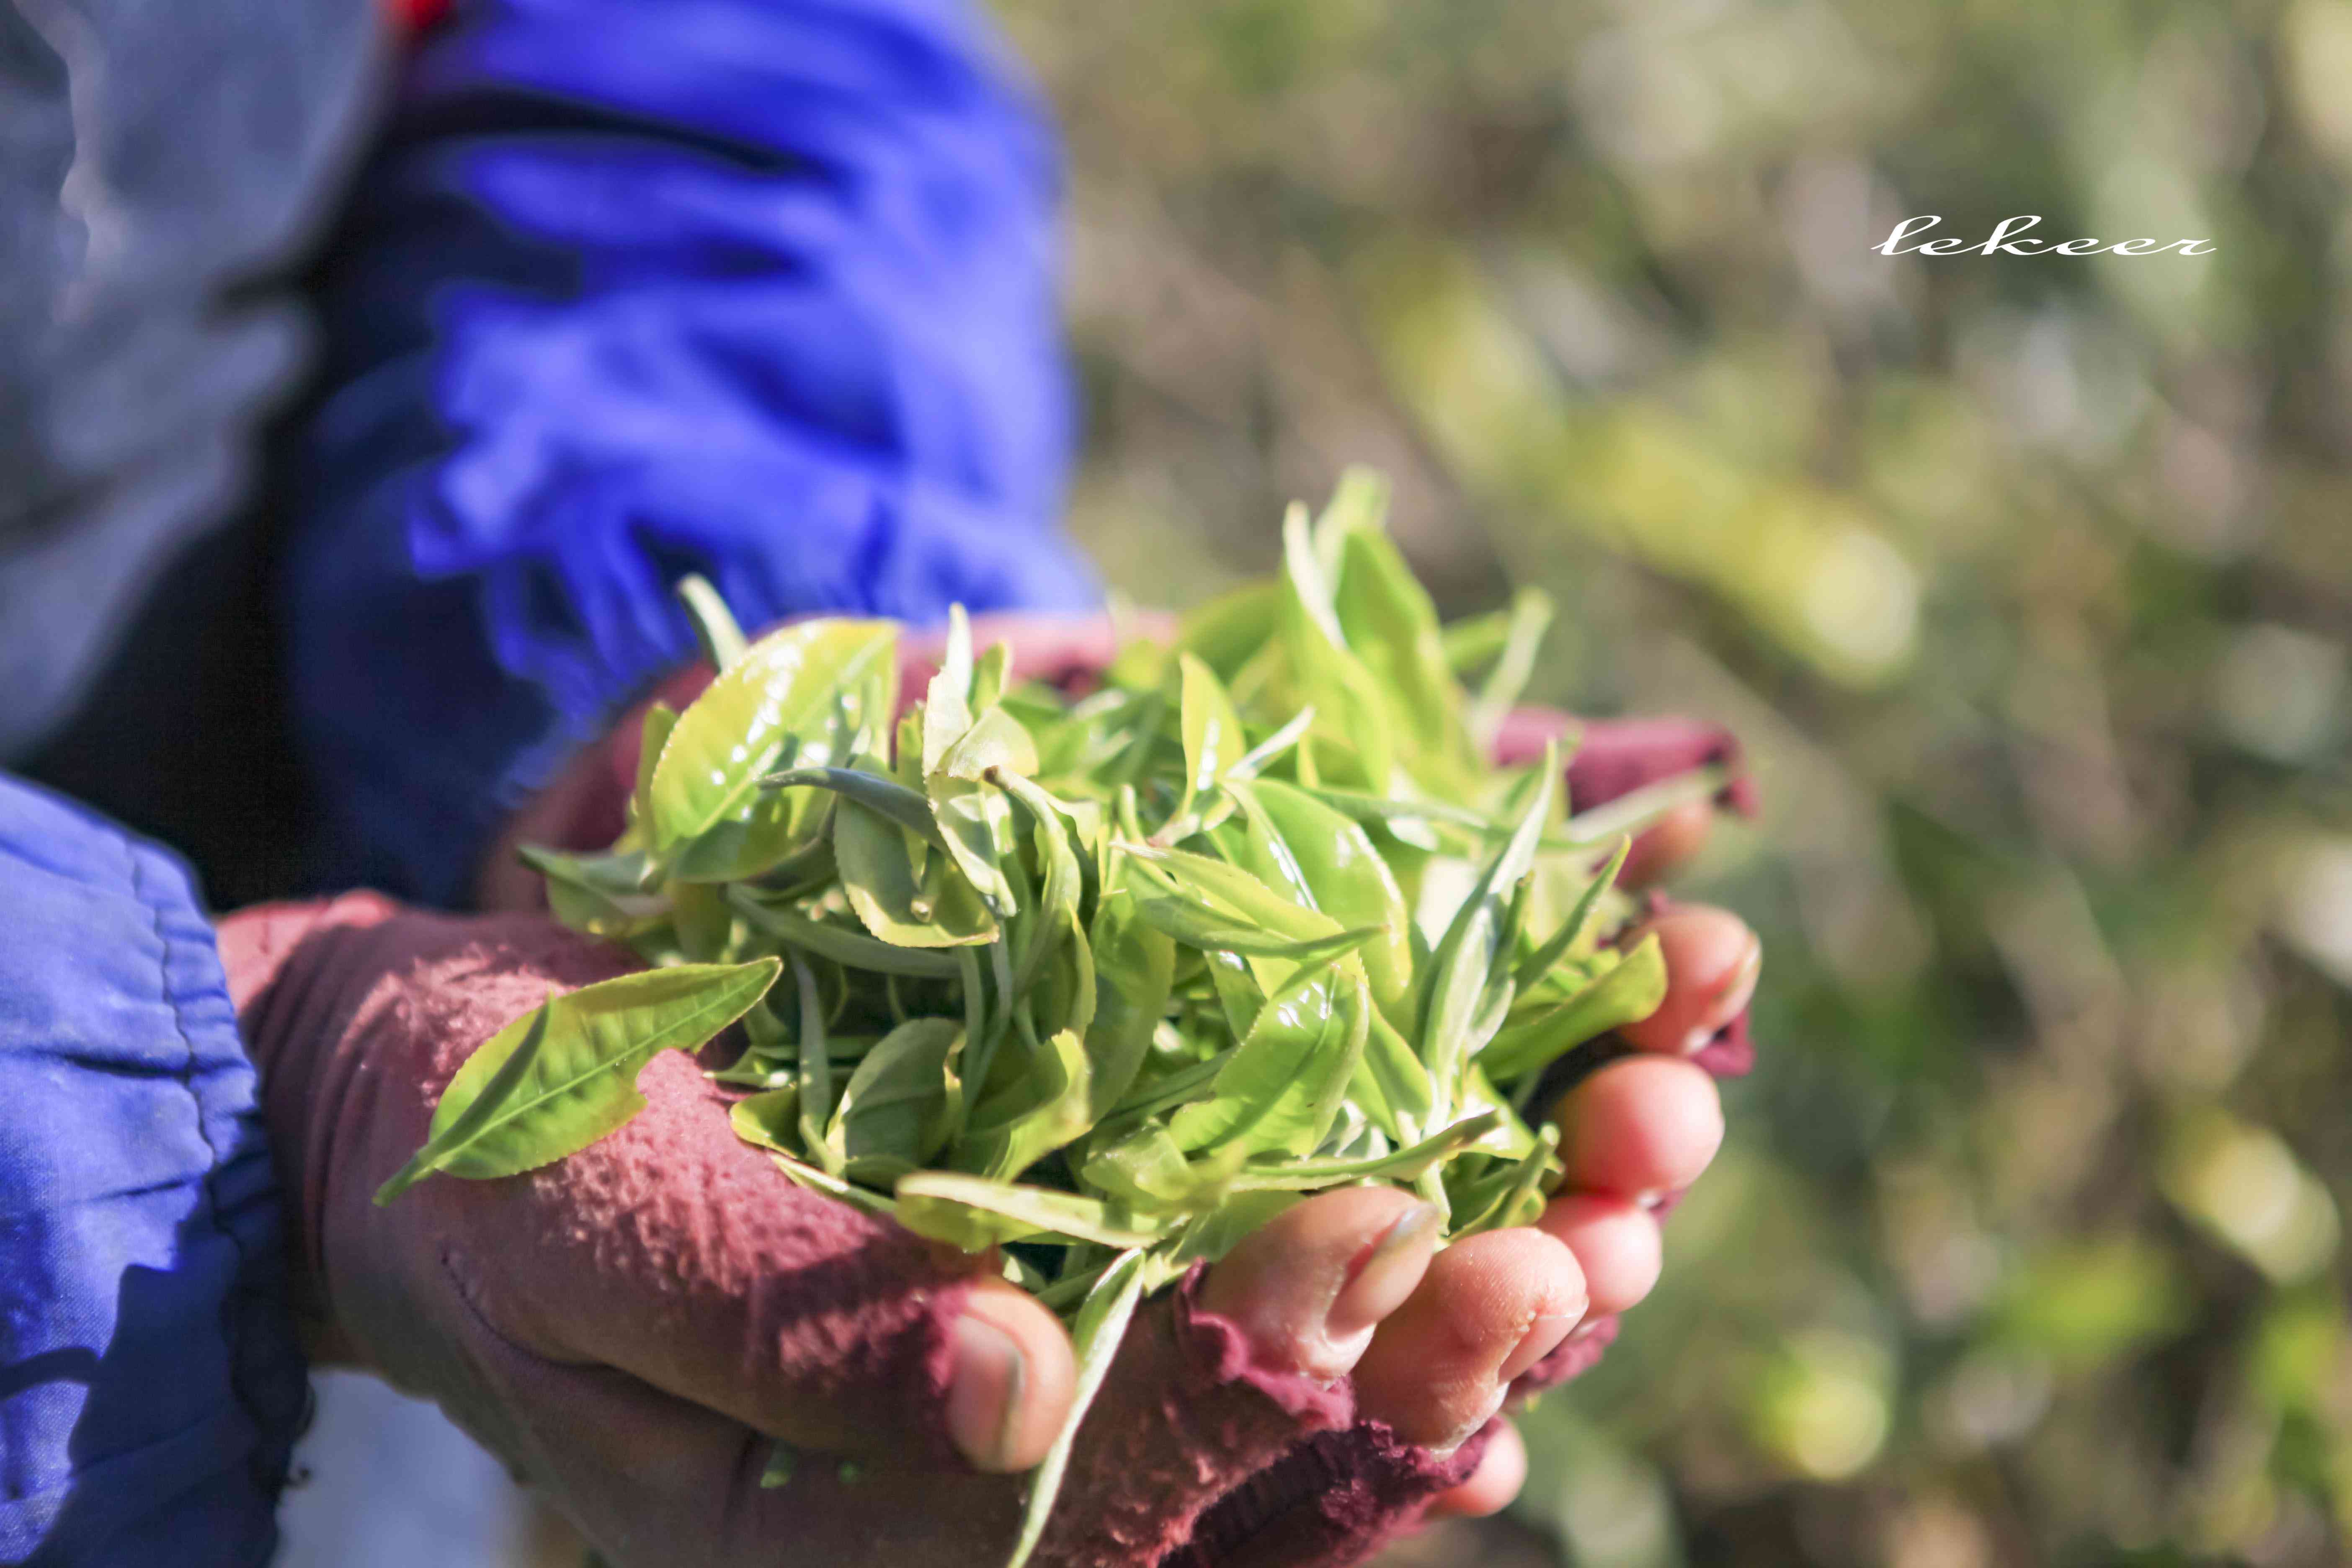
[1278,503,1396,790]
[997,771,1085,997]
[922,604,978,769]
[1457,1063,1539,1158]
[834,796,998,948]
[972,639,1012,714]
[1131,897,1385,964]
[763,765,949,851]
[1098,1048,1230,1134]
[521,845,668,938]
[828,1018,962,1173]
[768,1150,897,1217]
[942,705,1040,781]
[893,1173,1169,1251]
[1321,471,1480,795]
[1354,1007,1436,1141]
[1452,1123,1561,1238]
[729,888,966,978]
[1465,586,1554,749]
[1078,1124,1215,1209]
[1417,745,1556,1123]
[374,998,556,1205]
[1003,1248,1150,1568]
[959,1019,1092,1181]
[1171,958,1369,1158]
[929,714,1037,916]
[1298,785,1501,841]
[1480,933,1667,1082]
[1440,609,1515,676]
[1117,842,1338,944]
[1164,1191,1302,1270]
[1175,652,1247,823]
[376,959,780,1203]
[1558,763,1730,846]
[672,879,734,962]
[633,703,678,830]
[1516,837,1630,985]
[1233,779,1416,1025]
[759,1445,797,1491]
[650,619,898,880]
[1225,704,1317,783]
[729,1085,802,1156]
[1232,1109,1499,1189]
[1174,580,1280,681]
[782,950,833,1171]
[676,574,749,672]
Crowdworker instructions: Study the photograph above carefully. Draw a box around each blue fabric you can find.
[292,0,1099,906]
[0,0,379,766]
[0,776,307,1567]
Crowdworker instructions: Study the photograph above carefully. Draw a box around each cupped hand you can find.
[451,606,1763,1547]
[217,892,1745,1566]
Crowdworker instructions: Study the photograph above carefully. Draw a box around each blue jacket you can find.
[0,0,1092,1560]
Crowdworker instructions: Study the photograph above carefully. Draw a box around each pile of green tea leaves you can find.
[378,472,1725,1564]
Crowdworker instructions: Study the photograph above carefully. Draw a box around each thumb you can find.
[270,905,1078,1471]
[422,1044,1078,1468]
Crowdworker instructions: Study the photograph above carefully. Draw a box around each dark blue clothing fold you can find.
[3,1,1091,1560]
[0,777,306,1567]
[292,0,1097,905]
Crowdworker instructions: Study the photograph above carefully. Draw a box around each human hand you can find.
[454,606,1762,1545]
[217,884,1744,1565]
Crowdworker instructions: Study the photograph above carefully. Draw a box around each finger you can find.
[1562,714,1755,818]
[415,1032,1066,1470]
[1619,799,1715,888]
[1426,1420,1527,1519]
[1197,1185,1440,1381]
[216,893,409,1013]
[1618,904,1761,1056]
[948,1279,1078,1473]
[1535,1193,1663,1317]
[1352,1228,1586,1447]
[1552,1055,1725,1198]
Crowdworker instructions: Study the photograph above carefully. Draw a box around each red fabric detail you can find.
[1492,708,1759,818]
[384,0,451,33]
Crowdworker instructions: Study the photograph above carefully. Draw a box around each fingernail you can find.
[1671,923,1761,1053]
[1498,1309,1582,1383]
[1697,934,1763,1048]
[1328,1202,1441,1338]
[945,1314,1027,1472]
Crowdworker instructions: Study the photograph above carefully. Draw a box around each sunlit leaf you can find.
[649,619,898,880]
[376,959,779,1203]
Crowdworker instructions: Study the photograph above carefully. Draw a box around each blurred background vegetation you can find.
[984,0,2352,1562]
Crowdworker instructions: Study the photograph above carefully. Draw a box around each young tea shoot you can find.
[386,471,1712,1564]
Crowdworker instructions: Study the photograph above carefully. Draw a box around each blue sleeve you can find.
[0,777,307,1567]
[289,0,1099,905]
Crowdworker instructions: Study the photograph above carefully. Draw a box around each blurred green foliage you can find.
[989,0,2352,1560]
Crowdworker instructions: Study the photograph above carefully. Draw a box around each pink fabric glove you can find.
[221,895,1487,1567]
